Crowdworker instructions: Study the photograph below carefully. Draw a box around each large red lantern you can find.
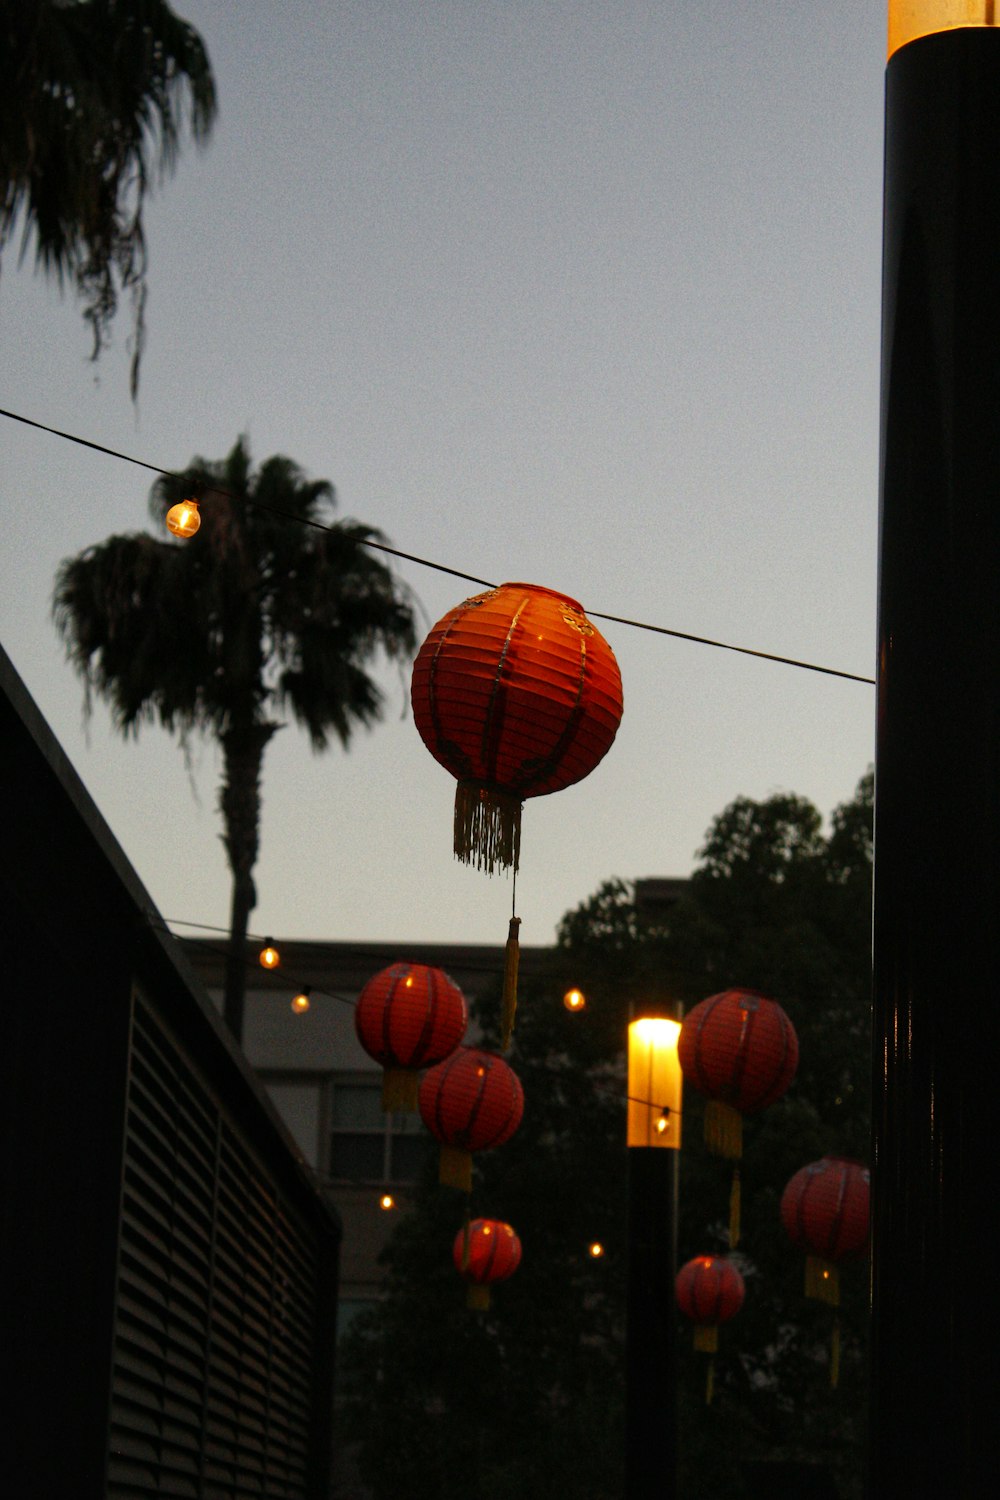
[781,1155,870,1303]
[411,582,624,1045]
[781,1155,869,1387]
[453,1217,522,1309]
[675,1254,745,1404]
[419,1046,524,1191]
[354,962,468,1111]
[678,987,799,1247]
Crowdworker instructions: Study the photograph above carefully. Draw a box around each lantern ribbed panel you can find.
[678,988,799,1114]
[780,1155,870,1263]
[418,1046,524,1151]
[452,1218,522,1286]
[354,963,468,1070]
[410,583,623,800]
[675,1255,745,1328]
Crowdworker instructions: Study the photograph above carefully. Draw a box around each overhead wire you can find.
[0,405,875,685]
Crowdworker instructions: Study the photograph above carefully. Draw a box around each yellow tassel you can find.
[439,1144,473,1192]
[454,782,523,873]
[728,1167,741,1251]
[501,916,521,1049]
[805,1255,840,1306]
[467,1283,491,1310]
[693,1325,719,1354]
[704,1100,743,1160]
[830,1316,841,1389]
[706,1356,716,1406]
[381,1067,419,1113]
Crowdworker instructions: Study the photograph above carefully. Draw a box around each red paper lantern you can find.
[355,962,468,1111]
[453,1217,522,1309]
[419,1046,524,1191]
[675,1254,745,1404]
[411,582,623,1044]
[780,1154,869,1389]
[780,1155,870,1305]
[678,988,798,1247]
[411,581,623,875]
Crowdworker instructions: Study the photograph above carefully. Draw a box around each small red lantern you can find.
[355,962,468,1111]
[411,582,624,1045]
[678,988,799,1247]
[453,1217,522,1309]
[419,1046,524,1191]
[780,1155,869,1388]
[675,1254,745,1404]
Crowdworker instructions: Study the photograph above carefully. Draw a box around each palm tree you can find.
[1,0,216,396]
[53,437,417,1041]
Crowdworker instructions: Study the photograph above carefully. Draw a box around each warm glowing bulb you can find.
[380,1193,395,1210]
[165,498,200,538]
[563,988,586,1012]
[588,1242,604,1259]
[291,989,311,1014]
[259,939,280,970]
[655,1112,669,1134]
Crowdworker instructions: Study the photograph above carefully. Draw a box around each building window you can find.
[329,1076,429,1184]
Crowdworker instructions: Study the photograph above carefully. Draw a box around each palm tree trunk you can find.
[219,722,278,1041]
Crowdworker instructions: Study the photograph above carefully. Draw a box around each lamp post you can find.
[625,1015,682,1500]
[875,5,1000,1494]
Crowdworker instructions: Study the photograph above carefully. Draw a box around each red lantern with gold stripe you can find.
[355,962,468,1112]
[418,1046,524,1191]
[675,1254,745,1404]
[411,582,624,1045]
[678,987,798,1247]
[453,1217,522,1309]
[780,1154,869,1388]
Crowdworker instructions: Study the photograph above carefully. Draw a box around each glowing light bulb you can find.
[291,988,311,1014]
[563,988,586,1012]
[380,1193,395,1211]
[259,939,280,970]
[588,1242,604,1259]
[165,498,200,538]
[656,1112,669,1135]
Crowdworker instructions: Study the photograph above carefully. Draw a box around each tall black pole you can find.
[874,17,1000,1497]
[626,1147,679,1500]
[625,1016,682,1500]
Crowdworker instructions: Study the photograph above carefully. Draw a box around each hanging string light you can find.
[258,938,280,970]
[290,987,311,1013]
[165,498,201,538]
[563,988,587,1012]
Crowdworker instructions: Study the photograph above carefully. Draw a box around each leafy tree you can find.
[339,774,873,1500]
[53,437,416,1039]
[1,0,216,395]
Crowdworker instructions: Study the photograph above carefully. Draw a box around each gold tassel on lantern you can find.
[501,916,521,1049]
[454,783,523,874]
[438,1144,474,1192]
[805,1255,840,1306]
[728,1167,741,1252]
[467,1282,491,1310]
[704,1099,743,1158]
[381,1067,420,1113]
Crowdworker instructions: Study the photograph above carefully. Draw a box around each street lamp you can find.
[875,4,1000,1494]
[625,1015,682,1500]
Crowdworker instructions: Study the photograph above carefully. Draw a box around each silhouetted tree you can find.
[1,0,216,394]
[54,437,416,1039]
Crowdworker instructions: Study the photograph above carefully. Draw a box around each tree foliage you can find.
[53,438,416,1037]
[1,0,216,395]
[339,773,873,1499]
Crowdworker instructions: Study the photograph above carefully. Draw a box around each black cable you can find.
[1,404,875,685]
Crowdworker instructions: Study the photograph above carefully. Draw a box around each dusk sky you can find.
[1,2,884,953]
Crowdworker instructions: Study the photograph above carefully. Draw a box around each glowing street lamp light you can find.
[625,1013,682,1500]
[876,4,1000,1492]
